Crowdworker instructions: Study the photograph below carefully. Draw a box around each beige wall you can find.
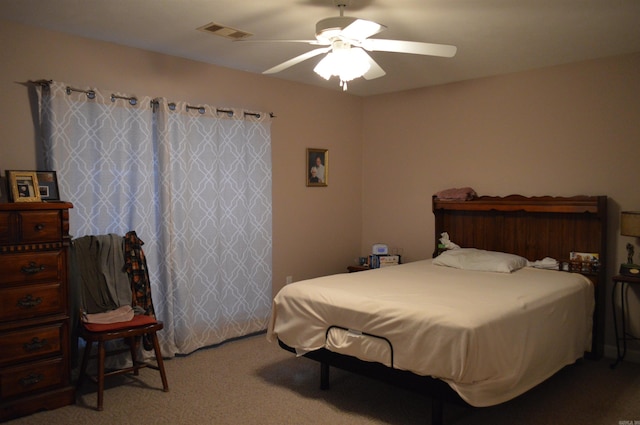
[362,52,640,353]
[0,20,363,297]
[2,19,640,353]
[362,52,640,264]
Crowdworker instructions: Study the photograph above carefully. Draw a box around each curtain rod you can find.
[187,105,274,119]
[37,81,276,118]
[160,101,275,118]
[111,94,137,106]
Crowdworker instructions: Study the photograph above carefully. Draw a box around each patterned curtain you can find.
[37,81,272,357]
[153,99,272,355]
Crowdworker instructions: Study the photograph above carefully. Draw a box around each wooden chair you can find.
[77,313,169,410]
[74,231,168,411]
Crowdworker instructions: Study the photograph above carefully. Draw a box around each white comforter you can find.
[267,259,594,407]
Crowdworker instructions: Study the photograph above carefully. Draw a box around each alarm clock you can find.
[620,263,640,276]
[372,243,389,255]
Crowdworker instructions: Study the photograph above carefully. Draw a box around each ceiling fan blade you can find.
[362,52,386,80]
[341,19,386,41]
[263,47,331,74]
[235,39,324,45]
[361,39,457,58]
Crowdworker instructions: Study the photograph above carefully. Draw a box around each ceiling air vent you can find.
[197,22,253,40]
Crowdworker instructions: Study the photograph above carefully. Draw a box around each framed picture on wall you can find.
[36,170,60,201]
[6,170,41,202]
[306,148,328,187]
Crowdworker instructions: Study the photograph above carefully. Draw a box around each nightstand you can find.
[611,274,640,368]
[347,265,370,273]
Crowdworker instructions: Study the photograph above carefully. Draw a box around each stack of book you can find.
[369,254,401,269]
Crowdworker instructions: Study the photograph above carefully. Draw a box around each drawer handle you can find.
[19,373,44,387]
[17,294,43,309]
[35,223,45,231]
[24,337,49,352]
[21,262,46,275]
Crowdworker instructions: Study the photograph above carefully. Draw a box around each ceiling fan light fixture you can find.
[313,43,370,90]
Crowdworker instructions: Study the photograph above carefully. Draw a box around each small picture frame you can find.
[6,170,41,202]
[569,251,599,273]
[36,170,60,201]
[306,148,328,187]
[0,177,8,203]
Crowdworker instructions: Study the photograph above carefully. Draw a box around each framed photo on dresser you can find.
[36,170,60,201]
[6,170,41,202]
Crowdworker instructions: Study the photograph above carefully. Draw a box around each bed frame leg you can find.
[431,396,444,425]
[320,362,330,390]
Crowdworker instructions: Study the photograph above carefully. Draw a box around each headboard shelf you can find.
[432,193,607,358]
[433,194,604,214]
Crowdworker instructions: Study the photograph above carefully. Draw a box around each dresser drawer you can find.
[18,211,61,243]
[0,357,64,399]
[0,323,65,366]
[0,283,65,322]
[0,251,62,286]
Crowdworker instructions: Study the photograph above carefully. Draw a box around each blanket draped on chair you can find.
[73,232,154,318]
[124,230,155,317]
[74,234,132,314]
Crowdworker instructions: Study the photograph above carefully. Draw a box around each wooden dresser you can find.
[0,202,75,421]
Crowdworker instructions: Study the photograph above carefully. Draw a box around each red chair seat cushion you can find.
[82,314,158,333]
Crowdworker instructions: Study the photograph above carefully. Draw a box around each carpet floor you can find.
[6,333,640,424]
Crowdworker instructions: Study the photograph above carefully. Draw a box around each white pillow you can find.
[432,248,527,273]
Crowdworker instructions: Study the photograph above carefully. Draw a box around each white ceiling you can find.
[2,0,640,96]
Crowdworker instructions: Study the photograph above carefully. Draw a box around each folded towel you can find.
[527,257,559,270]
[435,187,477,200]
[82,305,134,324]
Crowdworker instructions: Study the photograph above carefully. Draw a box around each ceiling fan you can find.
[256,2,457,90]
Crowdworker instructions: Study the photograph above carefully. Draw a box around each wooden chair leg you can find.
[151,332,169,392]
[97,341,106,411]
[128,337,139,375]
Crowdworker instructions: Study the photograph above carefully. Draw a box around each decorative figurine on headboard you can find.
[620,243,640,276]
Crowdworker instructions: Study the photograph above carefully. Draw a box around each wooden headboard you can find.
[432,194,607,358]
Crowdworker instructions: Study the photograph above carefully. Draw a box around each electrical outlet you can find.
[286,275,293,284]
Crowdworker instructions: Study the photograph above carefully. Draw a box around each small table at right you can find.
[611,274,640,368]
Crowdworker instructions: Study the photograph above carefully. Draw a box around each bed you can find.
[267,194,607,424]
